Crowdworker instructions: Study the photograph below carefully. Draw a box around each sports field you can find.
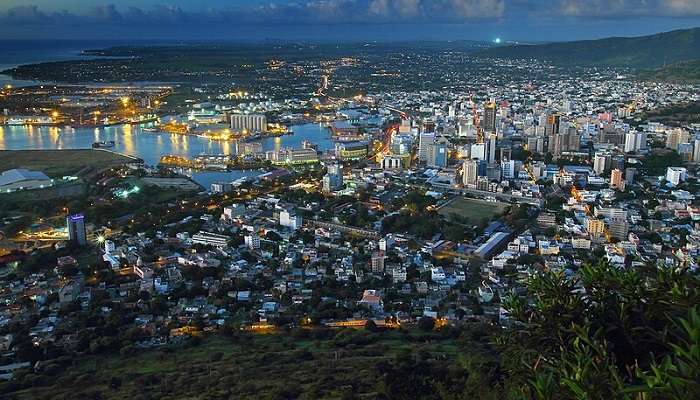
[437,197,509,221]
[0,149,135,177]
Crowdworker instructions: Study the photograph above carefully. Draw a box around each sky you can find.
[0,0,699,42]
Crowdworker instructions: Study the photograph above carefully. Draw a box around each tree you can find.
[418,317,435,332]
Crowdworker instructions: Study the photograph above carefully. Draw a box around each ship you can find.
[92,141,115,149]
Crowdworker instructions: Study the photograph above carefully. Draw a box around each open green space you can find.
[2,327,499,400]
[0,150,136,178]
[438,197,509,222]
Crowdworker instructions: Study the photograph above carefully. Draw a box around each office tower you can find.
[322,163,343,193]
[418,132,435,163]
[593,153,610,175]
[625,132,647,153]
[666,167,687,186]
[484,102,497,134]
[230,114,267,133]
[527,137,544,154]
[611,156,625,172]
[470,142,486,161]
[608,211,629,241]
[67,213,87,246]
[428,139,449,168]
[501,159,516,180]
[693,138,700,162]
[462,159,478,186]
[545,113,561,136]
[665,128,689,151]
[486,163,502,182]
[486,133,498,164]
[610,169,624,190]
[625,167,636,185]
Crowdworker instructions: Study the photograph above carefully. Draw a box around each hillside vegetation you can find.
[477,27,700,68]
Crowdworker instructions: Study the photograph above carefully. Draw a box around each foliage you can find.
[500,261,700,399]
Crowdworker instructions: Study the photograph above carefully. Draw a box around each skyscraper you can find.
[483,102,497,134]
[487,133,498,164]
[545,113,561,153]
[418,132,435,164]
[462,159,478,186]
[322,163,343,193]
[67,213,87,246]
[610,169,624,190]
[428,138,449,168]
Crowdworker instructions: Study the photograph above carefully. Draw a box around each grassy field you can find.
[438,197,509,222]
[0,150,136,178]
[0,181,85,202]
[1,328,497,400]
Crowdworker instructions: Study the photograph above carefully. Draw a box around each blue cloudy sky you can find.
[1,0,700,41]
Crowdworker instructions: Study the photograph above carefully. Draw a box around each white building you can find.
[666,167,688,186]
[230,114,267,133]
[191,231,231,248]
[462,159,478,186]
[624,132,647,153]
[222,204,245,221]
[0,169,53,193]
[279,209,302,230]
[418,132,435,163]
[244,235,260,249]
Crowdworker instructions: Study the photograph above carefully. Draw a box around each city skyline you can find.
[1,1,700,41]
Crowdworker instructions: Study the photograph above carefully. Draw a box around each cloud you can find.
[665,0,700,15]
[555,0,700,17]
[0,1,508,27]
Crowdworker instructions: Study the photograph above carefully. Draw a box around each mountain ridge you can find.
[476,27,700,69]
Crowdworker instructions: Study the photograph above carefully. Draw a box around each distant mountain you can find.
[476,28,700,68]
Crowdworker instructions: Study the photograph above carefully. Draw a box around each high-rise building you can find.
[470,142,486,161]
[230,114,267,133]
[625,132,647,153]
[501,159,516,180]
[484,102,497,134]
[462,159,478,186]
[428,138,449,168]
[586,218,605,238]
[67,213,87,246]
[545,113,561,136]
[665,128,689,151]
[693,138,700,162]
[608,216,629,241]
[593,153,610,176]
[666,167,687,186]
[610,169,624,190]
[527,137,544,154]
[418,132,435,163]
[322,163,343,193]
[486,163,502,182]
[487,133,498,164]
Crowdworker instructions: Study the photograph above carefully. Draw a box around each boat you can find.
[142,127,160,133]
[92,141,115,149]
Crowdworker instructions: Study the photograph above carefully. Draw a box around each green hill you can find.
[477,27,700,68]
[640,59,700,82]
